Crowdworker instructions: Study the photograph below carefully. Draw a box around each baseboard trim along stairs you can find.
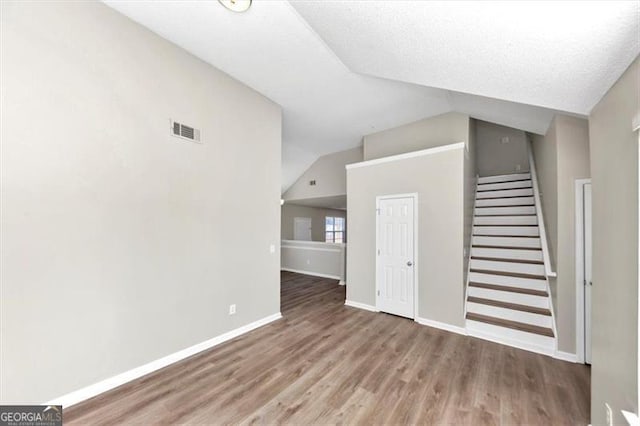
[465,171,559,357]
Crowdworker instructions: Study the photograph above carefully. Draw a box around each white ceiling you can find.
[291,1,640,114]
[103,1,639,193]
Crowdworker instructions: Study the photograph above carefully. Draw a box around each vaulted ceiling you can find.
[103,1,639,192]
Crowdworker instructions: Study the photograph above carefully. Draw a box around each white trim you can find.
[280,268,340,280]
[415,317,467,335]
[281,245,342,253]
[622,410,640,426]
[338,280,346,286]
[575,178,591,364]
[375,193,419,320]
[528,140,557,278]
[554,350,579,363]
[464,174,479,318]
[281,239,345,248]
[344,300,378,312]
[45,312,282,408]
[466,327,555,357]
[346,142,465,170]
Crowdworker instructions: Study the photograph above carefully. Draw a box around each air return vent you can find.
[170,120,201,143]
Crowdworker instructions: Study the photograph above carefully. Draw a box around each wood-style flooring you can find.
[65,271,590,425]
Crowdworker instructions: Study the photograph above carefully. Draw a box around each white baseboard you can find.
[281,268,341,280]
[45,312,282,408]
[415,317,468,335]
[554,350,578,363]
[338,280,346,286]
[344,300,378,312]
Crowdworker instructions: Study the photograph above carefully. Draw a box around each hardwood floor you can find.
[65,271,590,425]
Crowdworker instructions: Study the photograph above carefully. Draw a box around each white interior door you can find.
[294,217,312,241]
[584,183,593,364]
[377,196,415,319]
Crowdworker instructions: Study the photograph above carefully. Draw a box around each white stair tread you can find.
[473,226,539,236]
[467,286,549,308]
[477,180,532,191]
[466,319,555,355]
[472,236,541,249]
[477,188,534,199]
[475,206,536,216]
[471,247,543,262]
[466,302,552,328]
[474,216,538,226]
[468,272,547,292]
[476,196,535,207]
[477,173,531,185]
[470,259,545,276]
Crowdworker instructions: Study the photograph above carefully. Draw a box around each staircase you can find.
[465,172,557,355]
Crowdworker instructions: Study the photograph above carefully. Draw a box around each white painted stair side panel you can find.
[468,272,547,292]
[472,236,542,248]
[470,259,545,275]
[471,247,543,262]
[466,302,552,328]
[467,286,549,308]
[477,180,532,191]
[476,188,533,199]
[477,173,531,184]
[474,216,538,226]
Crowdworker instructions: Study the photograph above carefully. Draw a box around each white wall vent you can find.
[170,120,201,143]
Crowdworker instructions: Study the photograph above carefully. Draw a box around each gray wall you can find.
[283,147,362,201]
[281,240,346,281]
[589,57,638,425]
[476,120,530,176]
[363,112,470,160]
[281,204,346,242]
[532,115,590,354]
[1,1,281,403]
[346,147,466,326]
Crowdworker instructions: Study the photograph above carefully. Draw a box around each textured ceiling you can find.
[103,1,638,193]
[290,1,640,114]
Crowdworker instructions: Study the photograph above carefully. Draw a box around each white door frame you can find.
[375,193,419,319]
[575,178,591,363]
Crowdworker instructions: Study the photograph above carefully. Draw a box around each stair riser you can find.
[471,247,543,262]
[471,259,545,275]
[466,319,555,352]
[476,188,533,199]
[477,173,531,185]
[476,196,535,207]
[474,216,537,226]
[472,236,541,248]
[477,180,532,191]
[473,226,539,236]
[467,286,549,308]
[468,272,547,292]
[466,302,552,328]
[475,206,536,216]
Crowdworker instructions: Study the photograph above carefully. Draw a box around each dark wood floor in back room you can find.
[64,271,590,425]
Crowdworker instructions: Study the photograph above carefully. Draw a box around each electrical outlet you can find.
[269,244,275,254]
[516,164,522,171]
[229,304,236,315]
[605,403,612,426]
[306,259,311,265]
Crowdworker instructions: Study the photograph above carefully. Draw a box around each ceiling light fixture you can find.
[218,0,251,13]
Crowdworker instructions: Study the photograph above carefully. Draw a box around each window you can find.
[325,216,345,243]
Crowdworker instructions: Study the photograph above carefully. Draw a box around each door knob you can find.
[407,261,413,267]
